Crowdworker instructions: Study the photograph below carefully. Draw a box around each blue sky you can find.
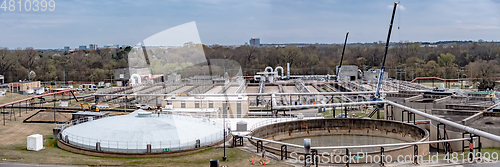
[0,0,499,49]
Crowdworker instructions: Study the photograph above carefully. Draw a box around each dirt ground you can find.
[0,109,53,146]
[24,110,72,122]
[0,108,290,166]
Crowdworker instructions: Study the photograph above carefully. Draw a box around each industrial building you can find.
[167,73,181,83]
[335,65,359,81]
[8,81,40,93]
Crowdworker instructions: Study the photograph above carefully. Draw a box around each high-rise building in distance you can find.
[249,38,260,47]
[89,44,98,50]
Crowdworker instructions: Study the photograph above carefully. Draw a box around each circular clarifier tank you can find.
[59,110,226,156]
[249,118,429,162]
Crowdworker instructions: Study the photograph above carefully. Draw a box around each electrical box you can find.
[27,134,44,151]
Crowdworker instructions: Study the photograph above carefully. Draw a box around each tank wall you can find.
[248,118,429,163]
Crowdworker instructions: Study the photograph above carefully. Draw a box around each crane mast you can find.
[335,32,349,82]
[372,1,398,101]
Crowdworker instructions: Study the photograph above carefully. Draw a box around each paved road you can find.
[0,163,81,167]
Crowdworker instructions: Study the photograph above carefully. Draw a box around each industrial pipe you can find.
[275,66,284,78]
[272,101,384,110]
[93,91,398,97]
[387,100,500,143]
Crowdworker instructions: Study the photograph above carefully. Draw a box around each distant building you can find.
[64,46,70,51]
[104,44,118,49]
[79,45,87,50]
[168,73,181,83]
[364,69,389,82]
[336,65,359,81]
[113,67,151,86]
[0,75,4,84]
[249,38,260,47]
[9,81,40,93]
[89,44,98,50]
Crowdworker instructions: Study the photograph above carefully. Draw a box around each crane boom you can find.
[373,1,398,100]
[335,32,349,82]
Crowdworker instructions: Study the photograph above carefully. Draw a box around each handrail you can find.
[387,100,500,143]
[243,135,473,150]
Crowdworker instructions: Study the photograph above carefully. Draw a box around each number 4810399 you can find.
[1,0,56,11]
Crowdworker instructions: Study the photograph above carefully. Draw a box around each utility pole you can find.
[412,69,414,81]
[53,93,56,123]
[404,66,407,82]
[222,114,227,161]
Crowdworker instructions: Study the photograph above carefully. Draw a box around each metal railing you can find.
[60,130,227,153]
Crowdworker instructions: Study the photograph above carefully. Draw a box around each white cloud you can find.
[387,4,405,10]
[398,5,406,10]
[455,25,500,30]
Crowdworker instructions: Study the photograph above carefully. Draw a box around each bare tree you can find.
[18,47,39,71]
[0,47,16,75]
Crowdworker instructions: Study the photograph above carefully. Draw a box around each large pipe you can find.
[94,91,398,97]
[264,66,273,76]
[130,74,142,85]
[387,100,500,143]
[253,75,261,81]
[275,66,284,78]
[287,63,290,78]
[273,101,384,110]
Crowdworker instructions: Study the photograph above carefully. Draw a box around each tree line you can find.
[1,41,499,89]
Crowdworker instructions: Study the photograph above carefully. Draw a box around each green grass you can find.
[0,92,31,105]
